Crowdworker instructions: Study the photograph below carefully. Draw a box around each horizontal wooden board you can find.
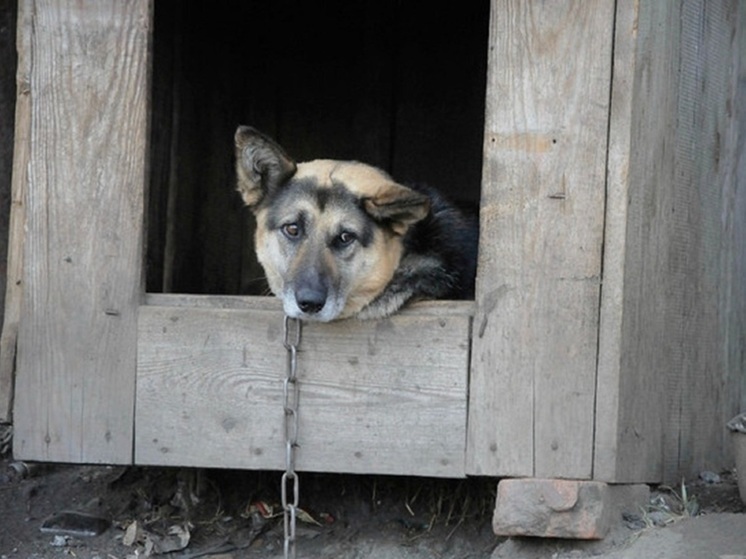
[136,297,472,477]
[143,293,475,316]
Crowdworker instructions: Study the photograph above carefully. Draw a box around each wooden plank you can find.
[673,0,742,483]
[13,0,151,463]
[467,0,613,478]
[735,2,746,416]
[595,0,745,483]
[594,0,685,484]
[593,0,668,483]
[136,301,471,477]
[144,293,475,316]
[0,0,25,423]
[0,1,17,327]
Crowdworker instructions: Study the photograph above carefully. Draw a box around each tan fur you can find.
[339,229,403,318]
[295,160,428,234]
[254,198,404,320]
[295,159,392,196]
[253,213,283,295]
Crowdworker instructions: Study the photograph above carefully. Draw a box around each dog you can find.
[234,126,478,322]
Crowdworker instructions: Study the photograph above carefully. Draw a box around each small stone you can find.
[647,510,673,527]
[50,535,70,547]
[622,511,646,531]
[699,470,721,484]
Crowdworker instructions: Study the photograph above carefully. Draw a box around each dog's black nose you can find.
[298,299,324,314]
[296,287,326,314]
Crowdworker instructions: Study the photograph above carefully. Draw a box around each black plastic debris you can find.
[40,510,111,537]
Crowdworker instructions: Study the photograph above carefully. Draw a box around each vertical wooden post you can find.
[467,0,615,478]
[13,0,151,463]
[595,0,745,483]
[0,0,24,424]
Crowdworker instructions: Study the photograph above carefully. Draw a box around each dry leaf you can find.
[147,523,191,554]
[296,508,322,526]
[122,521,143,547]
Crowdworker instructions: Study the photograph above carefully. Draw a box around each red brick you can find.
[492,478,611,539]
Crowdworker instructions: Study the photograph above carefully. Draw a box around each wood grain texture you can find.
[672,0,743,484]
[467,0,614,478]
[136,298,471,477]
[735,2,746,416]
[0,0,25,423]
[7,0,742,482]
[13,0,151,463]
[593,0,657,483]
[595,0,745,483]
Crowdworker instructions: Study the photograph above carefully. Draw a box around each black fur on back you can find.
[398,183,479,300]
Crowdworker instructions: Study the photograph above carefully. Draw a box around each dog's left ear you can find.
[234,126,297,208]
[363,183,430,236]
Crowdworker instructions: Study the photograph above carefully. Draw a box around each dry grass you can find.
[111,467,498,555]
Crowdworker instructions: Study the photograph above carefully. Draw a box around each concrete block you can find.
[493,478,621,540]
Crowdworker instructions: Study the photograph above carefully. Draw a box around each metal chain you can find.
[282,316,302,559]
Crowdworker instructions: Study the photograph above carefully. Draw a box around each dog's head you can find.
[235,126,430,321]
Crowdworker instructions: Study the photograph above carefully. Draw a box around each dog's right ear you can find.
[234,126,297,208]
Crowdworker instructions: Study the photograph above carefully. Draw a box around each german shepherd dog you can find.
[234,126,478,322]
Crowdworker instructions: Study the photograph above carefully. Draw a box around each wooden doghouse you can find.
[2,0,745,486]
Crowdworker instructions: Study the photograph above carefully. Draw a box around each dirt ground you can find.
[0,453,744,559]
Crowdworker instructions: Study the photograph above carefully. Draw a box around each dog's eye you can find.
[282,223,301,239]
[336,231,357,247]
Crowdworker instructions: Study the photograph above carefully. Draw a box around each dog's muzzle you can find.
[282,268,344,321]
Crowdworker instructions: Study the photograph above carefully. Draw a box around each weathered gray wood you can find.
[5,0,742,483]
[467,0,614,478]
[13,0,151,463]
[0,1,18,333]
[595,0,745,483]
[136,300,472,477]
[0,0,24,424]
[735,2,746,417]
[593,0,660,483]
[673,0,743,484]
[144,293,475,316]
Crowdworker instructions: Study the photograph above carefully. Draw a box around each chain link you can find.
[282,316,302,559]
